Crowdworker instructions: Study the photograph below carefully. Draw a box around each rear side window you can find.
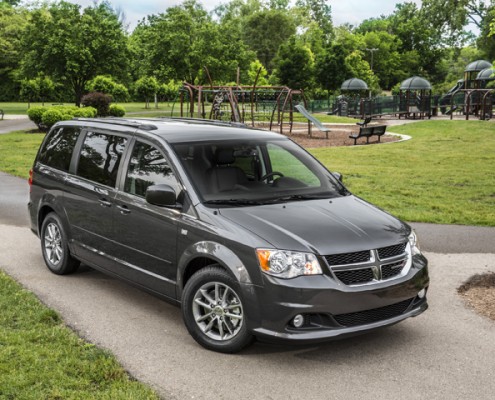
[38,127,81,172]
[77,132,127,187]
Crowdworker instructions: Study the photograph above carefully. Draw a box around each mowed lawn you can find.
[0,120,494,226]
[311,120,495,226]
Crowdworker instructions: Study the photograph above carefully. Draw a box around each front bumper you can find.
[243,254,429,344]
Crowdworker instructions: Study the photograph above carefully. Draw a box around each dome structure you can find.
[476,68,495,80]
[465,60,492,72]
[400,76,432,91]
[341,78,368,91]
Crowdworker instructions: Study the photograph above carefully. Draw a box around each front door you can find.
[111,139,181,298]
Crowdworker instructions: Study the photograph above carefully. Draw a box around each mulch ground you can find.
[458,273,495,321]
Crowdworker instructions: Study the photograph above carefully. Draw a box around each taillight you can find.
[28,169,33,190]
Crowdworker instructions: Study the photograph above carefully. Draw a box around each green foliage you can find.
[242,9,296,72]
[108,104,126,117]
[81,92,112,117]
[135,76,159,108]
[157,80,180,101]
[273,36,315,89]
[41,108,63,129]
[26,106,47,128]
[247,60,269,86]
[21,1,129,105]
[19,76,55,106]
[315,43,349,92]
[27,105,96,130]
[87,75,130,102]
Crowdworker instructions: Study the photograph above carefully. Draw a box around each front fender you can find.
[177,240,253,298]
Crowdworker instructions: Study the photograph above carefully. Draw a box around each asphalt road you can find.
[1,153,495,398]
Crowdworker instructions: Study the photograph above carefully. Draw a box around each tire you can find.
[40,212,79,275]
[182,265,254,353]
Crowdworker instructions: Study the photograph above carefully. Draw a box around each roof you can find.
[65,117,286,144]
[341,78,369,90]
[465,60,492,72]
[476,68,495,80]
[400,76,432,90]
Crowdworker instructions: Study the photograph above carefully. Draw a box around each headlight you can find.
[408,230,421,255]
[256,249,322,279]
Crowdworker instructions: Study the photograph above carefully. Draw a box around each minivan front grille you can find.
[333,298,413,327]
[325,250,370,266]
[325,242,409,286]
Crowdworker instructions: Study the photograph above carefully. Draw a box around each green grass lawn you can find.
[0,270,159,399]
[0,120,494,226]
[310,120,495,226]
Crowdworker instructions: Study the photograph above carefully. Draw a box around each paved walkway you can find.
[0,115,36,134]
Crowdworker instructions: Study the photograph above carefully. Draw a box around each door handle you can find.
[99,199,112,207]
[117,205,131,215]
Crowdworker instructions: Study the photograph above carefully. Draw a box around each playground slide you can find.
[440,80,464,114]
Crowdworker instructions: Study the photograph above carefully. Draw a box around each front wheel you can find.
[40,212,79,275]
[182,266,254,353]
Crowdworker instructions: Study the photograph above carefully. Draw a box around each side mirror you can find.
[332,172,343,182]
[145,184,178,207]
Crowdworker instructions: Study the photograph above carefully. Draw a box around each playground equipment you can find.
[398,76,432,119]
[439,60,494,119]
[175,81,310,135]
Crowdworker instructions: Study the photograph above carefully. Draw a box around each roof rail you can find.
[72,117,158,131]
[159,117,248,129]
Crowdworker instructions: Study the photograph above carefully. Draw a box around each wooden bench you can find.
[295,104,331,138]
[349,125,387,145]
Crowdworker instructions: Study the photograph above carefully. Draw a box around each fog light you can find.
[292,314,305,328]
[418,289,426,299]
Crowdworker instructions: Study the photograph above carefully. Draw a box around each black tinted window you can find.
[38,127,81,172]
[124,141,179,197]
[77,132,127,187]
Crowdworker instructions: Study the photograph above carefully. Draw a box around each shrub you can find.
[81,92,112,116]
[108,104,126,117]
[73,107,97,118]
[27,106,48,129]
[27,105,96,131]
[41,109,63,129]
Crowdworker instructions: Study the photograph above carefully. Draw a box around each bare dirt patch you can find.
[458,272,495,321]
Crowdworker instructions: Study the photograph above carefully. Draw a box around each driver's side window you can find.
[124,141,180,198]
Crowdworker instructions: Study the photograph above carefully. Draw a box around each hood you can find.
[218,196,410,255]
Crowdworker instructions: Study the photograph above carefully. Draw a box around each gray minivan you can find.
[29,118,429,353]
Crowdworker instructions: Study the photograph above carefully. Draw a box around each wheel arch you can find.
[177,241,253,299]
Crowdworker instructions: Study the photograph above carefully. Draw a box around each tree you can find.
[130,0,254,84]
[20,80,39,109]
[247,60,269,86]
[272,36,314,90]
[21,1,129,105]
[135,76,159,109]
[242,9,296,72]
[315,44,350,94]
[87,75,130,101]
[0,4,28,100]
[421,0,494,46]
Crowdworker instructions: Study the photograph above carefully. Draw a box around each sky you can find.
[60,0,423,31]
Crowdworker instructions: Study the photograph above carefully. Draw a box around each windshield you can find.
[172,138,348,205]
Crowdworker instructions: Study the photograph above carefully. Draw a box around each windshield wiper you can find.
[203,199,265,207]
[268,194,334,202]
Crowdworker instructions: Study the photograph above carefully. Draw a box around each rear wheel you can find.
[40,212,79,275]
[182,266,254,353]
